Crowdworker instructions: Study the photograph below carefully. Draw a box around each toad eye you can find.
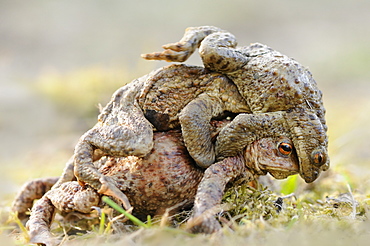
[278,142,293,156]
[313,151,325,166]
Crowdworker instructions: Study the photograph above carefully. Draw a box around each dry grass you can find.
[3,168,370,246]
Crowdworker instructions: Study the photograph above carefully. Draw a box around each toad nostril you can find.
[321,162,330,171]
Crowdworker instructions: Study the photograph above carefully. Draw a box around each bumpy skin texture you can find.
[14,123,299,244]
[11,177,59,221]
[73,64,251,205]
[142,26,329,183]
[98,130,204,215]
[138,65,250,166]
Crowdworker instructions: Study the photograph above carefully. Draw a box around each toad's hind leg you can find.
[179,94,225,168]
[12,177,59,220]
[215,112,288,160]
[141,26,226,62]
[27,182,101,245]
[141,26,248,72]
[74,127,147,210]
[199,32,249,73]
[27,196,57,246]
[188,155,249,233]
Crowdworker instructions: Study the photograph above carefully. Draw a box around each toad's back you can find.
[138,64,244,130]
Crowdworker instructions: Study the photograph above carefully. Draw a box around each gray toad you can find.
[142,26,329,183]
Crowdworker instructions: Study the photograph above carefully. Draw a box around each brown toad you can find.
[72,64,252,205]
[142,26,329,183]
[13,120,299,245]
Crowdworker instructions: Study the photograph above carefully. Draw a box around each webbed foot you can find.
[187,214,222,234]
[98,176,132,211]
[141,26,225,62]
[29,229,60,246]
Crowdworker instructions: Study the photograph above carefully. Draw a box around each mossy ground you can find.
[3,168,370,246]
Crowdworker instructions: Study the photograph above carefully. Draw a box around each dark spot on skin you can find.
[164,54,174,62]
[221,62,230,70]
[308,114,316,120]
[209,54,216,62]
[216,57,223,65]
[144,109,170,131]
[211,169,219,174]
[151,98,157,103]
[294,91,302,98]
[270,87,277,92]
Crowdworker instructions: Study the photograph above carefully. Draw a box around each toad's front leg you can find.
[12,177,59,221]
[215,112,288,160]
[27,196,57,246]
[187,155,249,233]
[74,84,153,209]
[141,26,248,73]
[73,127,136,210]
[199,32,249,72]
[179,94,225,168]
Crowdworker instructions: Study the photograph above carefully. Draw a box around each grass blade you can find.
[102,196,149,228]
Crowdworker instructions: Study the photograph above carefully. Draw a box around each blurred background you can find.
[1,0,369,204]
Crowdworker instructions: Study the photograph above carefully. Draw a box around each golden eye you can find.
[313,152,325,166]
[278,142,292,156]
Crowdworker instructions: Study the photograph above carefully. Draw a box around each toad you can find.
[13,120,299,245]
[74,51,328,207]
[72,64,252,206]
[142,26,329,183]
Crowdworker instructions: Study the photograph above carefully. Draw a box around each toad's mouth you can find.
[260,162,299,180]
[267,168,299,180]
